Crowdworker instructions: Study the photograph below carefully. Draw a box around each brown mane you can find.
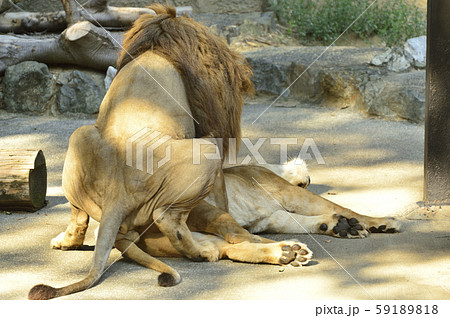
[117,4,253,155]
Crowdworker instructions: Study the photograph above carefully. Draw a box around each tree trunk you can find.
[0,6,192,33]
[0,21,122,74]
[0,150,47,212]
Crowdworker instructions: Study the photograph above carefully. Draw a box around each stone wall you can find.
[0,62,106,116]
[0,46,426,123]
[14,0,269,13]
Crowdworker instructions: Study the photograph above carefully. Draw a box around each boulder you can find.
[404,36,427,68]
[56,70,103,114]
[243,46,425,122]
[243,46,385,101]
[362,71,426,122]
[370,47,411,72]
[387,51,411,72]
[370,36,427,71]
[2,61,53,113]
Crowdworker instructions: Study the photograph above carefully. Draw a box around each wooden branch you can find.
[62,0,81,26]
[0,0,12,14]
[0,21,122,74]
[0,150,47,212]
[0,6,193,33]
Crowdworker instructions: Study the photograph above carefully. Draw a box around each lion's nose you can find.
[297,176,311,188]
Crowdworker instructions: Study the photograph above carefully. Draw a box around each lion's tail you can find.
[28,253,181,300]
[28,269,181,300]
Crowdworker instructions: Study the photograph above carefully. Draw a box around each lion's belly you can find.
[205,174,280,232]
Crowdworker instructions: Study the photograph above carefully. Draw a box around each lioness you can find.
[135,161,399,261]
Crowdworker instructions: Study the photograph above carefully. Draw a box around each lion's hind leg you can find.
[50,204,89,250]
[273,183,400,237]
[316,210,400,237]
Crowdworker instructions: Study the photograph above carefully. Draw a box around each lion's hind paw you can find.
[278,241,312,267]
[324,215,369,239]
[367,217,400,234]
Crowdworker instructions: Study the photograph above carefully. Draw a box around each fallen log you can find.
[0,5,193,33]
[0,150,47,212]
[0,21,122,74]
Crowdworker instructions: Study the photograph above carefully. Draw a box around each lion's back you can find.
[95,51,196,140]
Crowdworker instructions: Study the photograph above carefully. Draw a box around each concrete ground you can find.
[0,101,449,300]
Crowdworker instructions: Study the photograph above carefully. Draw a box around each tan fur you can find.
[117,4,253,155]
[137,165,399,259]
[28,5,398,300]
[28,5,255,300]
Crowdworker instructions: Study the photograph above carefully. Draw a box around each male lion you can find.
[28,5,311,300]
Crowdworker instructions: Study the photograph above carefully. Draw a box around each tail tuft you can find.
[28,284,58,300]
[158,273,179,287]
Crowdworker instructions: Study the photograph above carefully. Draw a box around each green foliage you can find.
[269,0,426,47]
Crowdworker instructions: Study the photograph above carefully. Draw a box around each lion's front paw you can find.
[319,215,369,239]
[50,232,67,250]
[50,232,82,250]
[198,241,220,262]
[278,241,312,267]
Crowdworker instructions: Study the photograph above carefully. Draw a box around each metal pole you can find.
[424,0,450,204]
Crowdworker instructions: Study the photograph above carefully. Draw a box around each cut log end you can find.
[0,149,47,212]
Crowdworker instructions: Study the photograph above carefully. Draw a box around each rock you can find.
[404,36,427,68]
[57,70,103,114]
[2,61,53,113]
[245,55,290,96]
[104,66,118,92]
[202,11,275,43]
[370,48,393,66]
[243,46,385,100]
[243,46,424,122]
[387,51,411,72]
[362,71,425,122]
[370,48,411,72]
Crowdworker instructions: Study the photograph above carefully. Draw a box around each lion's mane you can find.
[117,4,253,155]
